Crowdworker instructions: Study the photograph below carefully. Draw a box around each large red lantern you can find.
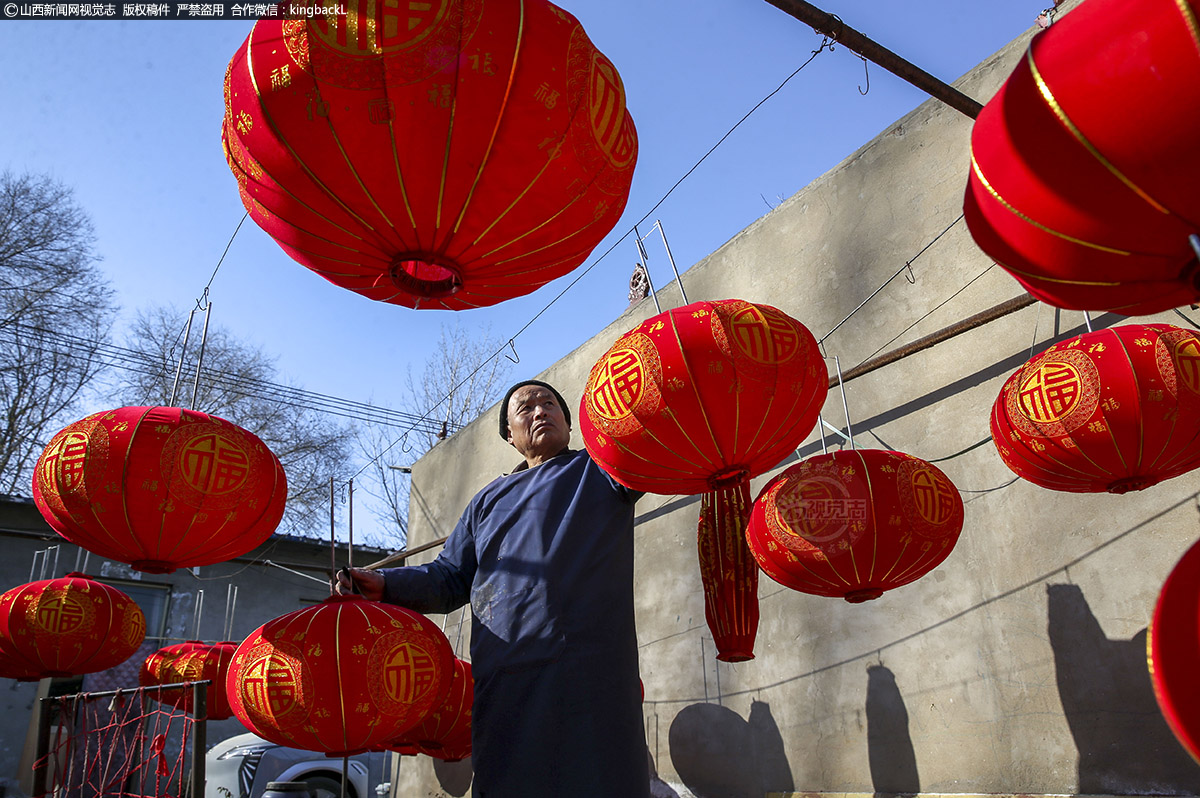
[32,406,287,574]
[1149,537,1200,762]
[0,574,145,678]
[582,299,827,660]
[964,0,1200,314]
[387,658,473,762]
[746,450,964,602]
[141,641,237,721]
[227,595,454,756]
[991,324,1200,493]
[222,0,637,311]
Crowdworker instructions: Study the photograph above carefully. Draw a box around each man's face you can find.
[506,385,571,462]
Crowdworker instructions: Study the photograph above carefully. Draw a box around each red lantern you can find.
[991,324,1200,493]
[141,641,237,721]
[0,574,145,678]
[227,595,454,756]
[746,450,964,603]
[964,0,1200,314]
[1149,537,1200,761]
[388,658,473,762]
[32,406,287,574]
[0,647,43,682]
[222,0,637,311]
[582,299,827,660]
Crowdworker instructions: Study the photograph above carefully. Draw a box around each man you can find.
[336,380,649,797]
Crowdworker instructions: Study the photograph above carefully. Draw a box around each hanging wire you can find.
[818,214,964,345]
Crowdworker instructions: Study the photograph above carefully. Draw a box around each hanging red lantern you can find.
[581,299,827,660]
[222,0,637,311]
[1149,537,1200,761]
[991,324,1200,493]
[141,641,238,721]
[387,658,473,762]
[746,450,964,602]
[0,574,145,678]
[227,595,454,756]
[964,0,1200,315]
[32,406,287,574]
[0,646,43,682]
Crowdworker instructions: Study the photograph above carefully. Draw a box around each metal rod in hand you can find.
[348,479,354,570]
[330,477,336,591]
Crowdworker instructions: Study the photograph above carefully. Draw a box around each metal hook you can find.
[857,56,870,96]
[504,339,520,364]
[903,262,915,284]
[401,433,414,454]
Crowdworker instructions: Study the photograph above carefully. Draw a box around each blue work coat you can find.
[382,448,650,797]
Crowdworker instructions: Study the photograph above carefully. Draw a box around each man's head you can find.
[499,380,572,467]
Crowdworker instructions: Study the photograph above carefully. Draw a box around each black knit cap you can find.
[499,380,572,440]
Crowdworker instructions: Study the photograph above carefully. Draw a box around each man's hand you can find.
[333,567,385,601]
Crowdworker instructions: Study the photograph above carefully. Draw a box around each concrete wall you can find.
[394,5,1200,796]
[0,495,389,793]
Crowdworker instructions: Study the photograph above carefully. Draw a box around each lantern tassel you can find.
[697,479,758,663]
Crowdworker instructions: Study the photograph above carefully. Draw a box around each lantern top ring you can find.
[707,466,750,491]
[388,256,464,299]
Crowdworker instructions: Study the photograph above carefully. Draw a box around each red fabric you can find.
[964,0,1200,314]
[746,450,964,602]
[387,658,473,761]
[0,574,146,677]
[581,299,826,494]
[581,298,826,662]
[31,406,287,574]
[141,641,238,721]
[990,324,1200,493]
[698,482,757,662]
[1150,537,1200,762]
[227,595,454,756]
[222,1,637,311]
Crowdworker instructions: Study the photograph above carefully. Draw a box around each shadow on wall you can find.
[1047,583,1200,794]
[432,756,473,797]
[668,700,793,798]
[866,664,920,794]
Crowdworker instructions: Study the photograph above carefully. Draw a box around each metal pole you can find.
[190,682,207,798]
[347,479,354,570]
[652,221,689,304]
[32,696,54,797]
[169,310,196,408]
[761,0,984,119]
[633,224,662,313]
[831,293,1036,388]
[190,303,212,411]
[833,355,855,449]
[330,477,336,585]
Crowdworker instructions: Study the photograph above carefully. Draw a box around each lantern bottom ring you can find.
[1107,475,1159,494]
[707,467,750,491]
[389,256,463,298]
[130,560,178,574]
[715,651,755,663]
[844,588,884,603]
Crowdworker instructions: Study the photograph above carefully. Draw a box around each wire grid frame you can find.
[34,681,207,798]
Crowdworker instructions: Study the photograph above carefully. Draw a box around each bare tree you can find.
[358,320,513,545]
[0,172,117,494]
[116,304,355,538]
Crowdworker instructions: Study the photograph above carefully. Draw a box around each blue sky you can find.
[0,1,1043,539]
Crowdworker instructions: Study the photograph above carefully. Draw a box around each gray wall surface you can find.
[391,3,1200,796]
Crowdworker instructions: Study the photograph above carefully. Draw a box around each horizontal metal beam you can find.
[762,0,985,119]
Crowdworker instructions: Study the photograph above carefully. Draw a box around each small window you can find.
[99,579,171,643]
